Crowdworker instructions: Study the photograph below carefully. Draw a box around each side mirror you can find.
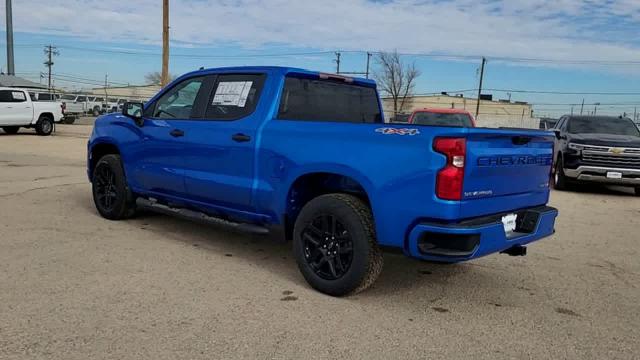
[123,102,144,126]
[552,129,562,139]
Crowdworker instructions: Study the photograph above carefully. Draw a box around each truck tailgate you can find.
[460,128,554,218]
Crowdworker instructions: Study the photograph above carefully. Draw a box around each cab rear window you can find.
[277,76,381,123]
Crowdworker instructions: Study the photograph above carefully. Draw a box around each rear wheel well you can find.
[90,143,120,180]
[39,112,54,121]
[284,172,371,241]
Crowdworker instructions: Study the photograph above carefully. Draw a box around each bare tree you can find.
[144,71,175,85]
[373,51,421,117]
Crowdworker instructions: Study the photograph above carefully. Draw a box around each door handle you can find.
[232,133,251,142]
[169,129,185,137]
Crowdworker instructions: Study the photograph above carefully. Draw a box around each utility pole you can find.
[570,105,574,115]
[104,74,109,105]
[580,98,584,115]
[43,45,59,91]
[334,52,341,74]
[5,0,15,75]
[365,52,372,79]
[161,0,170,87]
[475,57,486,118]
[634,107,637,121]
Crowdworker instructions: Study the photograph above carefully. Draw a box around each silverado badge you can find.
[609,148,624,154]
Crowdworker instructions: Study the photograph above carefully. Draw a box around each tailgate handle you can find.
[512,136,532,145]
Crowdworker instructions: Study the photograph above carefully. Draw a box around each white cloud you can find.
[3,0,640,64]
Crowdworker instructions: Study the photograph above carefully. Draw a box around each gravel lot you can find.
[1,125,639,359]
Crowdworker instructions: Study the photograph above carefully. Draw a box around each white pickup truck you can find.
[0,87,64,136]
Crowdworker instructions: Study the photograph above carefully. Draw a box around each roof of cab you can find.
[179,66,377,87]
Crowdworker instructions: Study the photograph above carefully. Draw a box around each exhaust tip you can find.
[501,245,527,256]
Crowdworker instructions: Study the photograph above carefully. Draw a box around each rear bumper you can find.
[407,206,558,262]
[564,166,640,185]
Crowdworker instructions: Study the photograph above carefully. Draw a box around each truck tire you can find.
[2,126,20,134]
[92,154,136,220]
[63,116,76,124]
[92,106,101,117]
[635,187,640,196]
[35,115,54,136]
[293,193,383,296]
[553,156,568,190]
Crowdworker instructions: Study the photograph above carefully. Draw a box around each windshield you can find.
[61,94,76,100]
[411,112,473,127]
[568,117,640,136]
[76,96,87,102]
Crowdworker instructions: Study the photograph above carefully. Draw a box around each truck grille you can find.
[582,147,640,169]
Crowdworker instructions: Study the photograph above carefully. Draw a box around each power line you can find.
[414,89,640,96]
[6,42,640,66]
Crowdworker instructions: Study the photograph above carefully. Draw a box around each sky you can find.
[1,0,639,118]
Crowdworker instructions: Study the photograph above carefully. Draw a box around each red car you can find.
[408,108,476,127]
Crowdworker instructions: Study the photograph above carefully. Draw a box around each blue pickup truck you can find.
[88,66,558,296]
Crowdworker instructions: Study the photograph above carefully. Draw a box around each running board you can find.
[135,198,269,235]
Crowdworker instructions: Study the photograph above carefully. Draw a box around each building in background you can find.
[88,84,161,101]
[0,74,48,89]
[382,93,536,128]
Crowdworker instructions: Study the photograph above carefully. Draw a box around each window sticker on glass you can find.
[212,81,253,107]
[12,91,25,101]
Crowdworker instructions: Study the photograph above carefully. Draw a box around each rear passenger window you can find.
[205,74,265,121]
[277,77,381,123]
[0,90,27,102]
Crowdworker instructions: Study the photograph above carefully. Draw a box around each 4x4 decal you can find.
[375,127,420,136]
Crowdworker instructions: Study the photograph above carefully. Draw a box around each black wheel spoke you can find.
[333,256,344,272]
[303,232,321,247]
[339,244,353,254]
[327,258,338,277]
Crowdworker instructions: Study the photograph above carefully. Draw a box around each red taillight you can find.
[434,137,466,200]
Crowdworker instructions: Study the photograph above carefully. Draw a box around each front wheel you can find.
[2,126,20,134]
[293,194,383,296]
[92,154,136,220]
[35,115,54,136]
[553,156,568,190]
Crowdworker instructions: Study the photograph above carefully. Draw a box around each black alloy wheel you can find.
[301,214,354,280]
[94,163,118,212]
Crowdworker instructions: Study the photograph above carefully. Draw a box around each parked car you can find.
[87,96,106,116]
[389,113,410,123]
[59,94,88,123]
[87,66,558,296]
[0,87,64,135]
[408,108,476,127]
[551,115,640,195]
